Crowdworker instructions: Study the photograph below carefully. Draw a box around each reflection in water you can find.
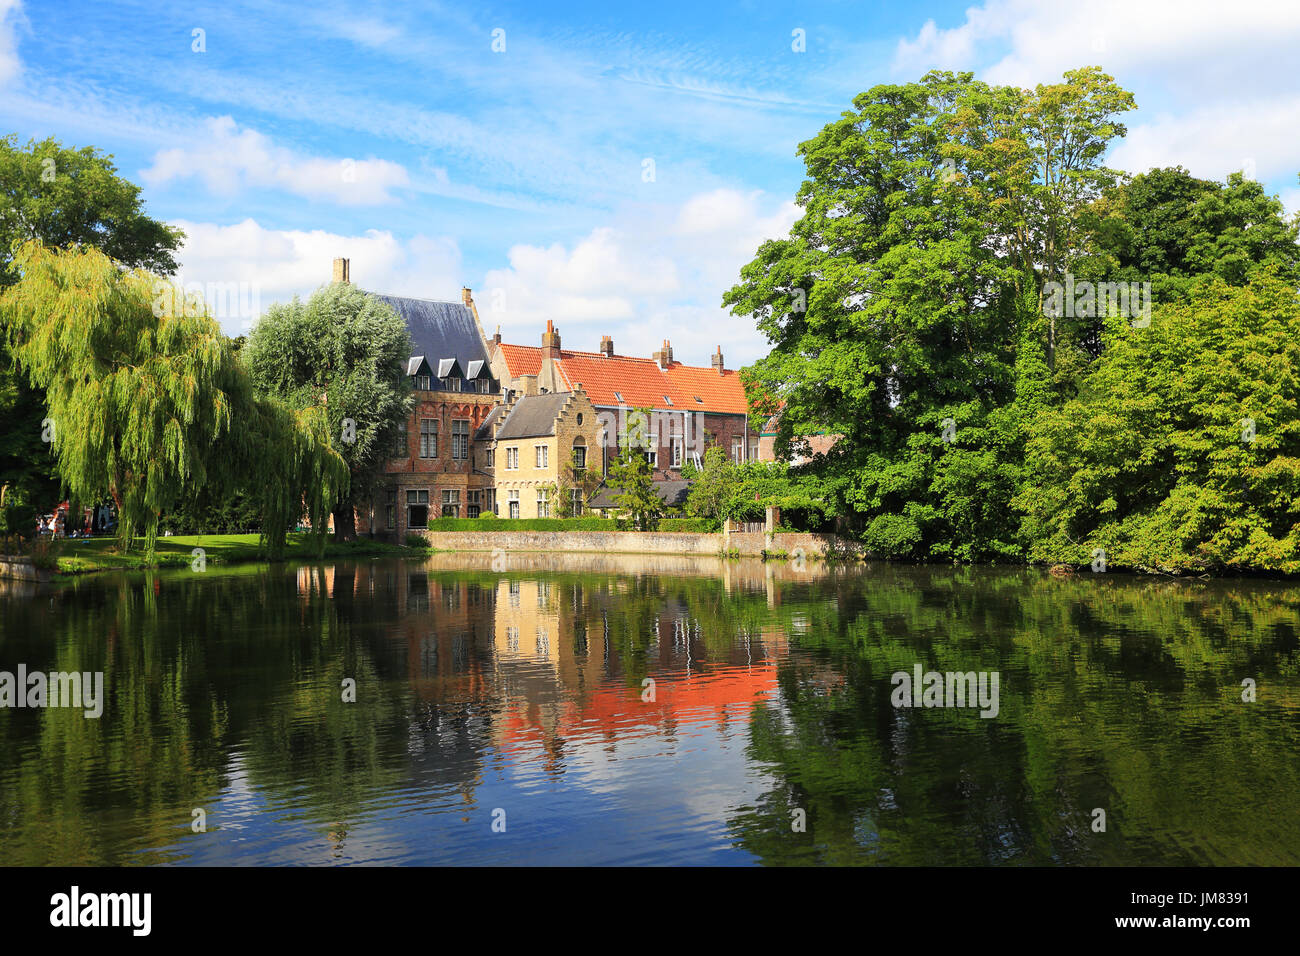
[1,553,1298,865]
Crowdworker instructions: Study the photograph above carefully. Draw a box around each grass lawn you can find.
[52,533,425,574]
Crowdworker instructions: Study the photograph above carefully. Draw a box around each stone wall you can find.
[417,528,863,559]
[0,556,51,583]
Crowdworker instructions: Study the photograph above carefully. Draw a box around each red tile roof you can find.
[496,343,748,415]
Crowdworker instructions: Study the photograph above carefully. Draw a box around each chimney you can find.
[712,346,725,374]
[493,325,502,346]
[599,335,614,358]
[541,319,562,359]
[461,287,474,307]
[654,338,674,369]
[332,257,350,284]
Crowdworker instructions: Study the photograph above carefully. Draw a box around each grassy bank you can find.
[51,533,425,574]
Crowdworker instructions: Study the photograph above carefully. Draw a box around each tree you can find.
[683,446,738,528]
[1017,268,1300,574]
[607,418,663,531]
[0,241,346,556]
[0,136,184,514]
[243,282,413,540]
[724,68,1136,562]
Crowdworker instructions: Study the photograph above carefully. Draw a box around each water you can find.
[1,553,1297,866]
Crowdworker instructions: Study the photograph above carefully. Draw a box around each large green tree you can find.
[725,68,1135,562]
[1018,268,1300,574]
[0,242,346,556]
[0,136,185,514]
[244,282,413,540]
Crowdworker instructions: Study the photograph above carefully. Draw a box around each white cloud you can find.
[141,116,410,205]
[891,1,1300,192]
[0,0,23,88]
[170,218,462,334]
[479,189,799,366]
[894,1,1300,89]
[1108,97,1300,184]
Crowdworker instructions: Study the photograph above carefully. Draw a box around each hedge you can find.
[427,516,619,532]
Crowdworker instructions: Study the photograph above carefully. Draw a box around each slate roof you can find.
[589,479,691,510]
[473,405,505,440]
[496,342,747,415]
[493,392,574,440]
[371,294,493,380]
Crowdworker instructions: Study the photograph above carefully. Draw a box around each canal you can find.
[1,553,1297,865]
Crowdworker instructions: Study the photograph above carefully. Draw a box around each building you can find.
[488,325,758,479]
[329,259,500,537]
[474,388,603,518]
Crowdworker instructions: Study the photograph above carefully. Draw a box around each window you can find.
[393,429,408,459]
[452,420,469,460]
[664,395,674,406]
[385,489,396,529]
[613,391,623,403]
[508,490,520,519]
[670,438,683,467]
[407,489,429,528]
[576,413,583,425]
[415,375,430,391]
[646,448,657,468]
[535,445,548,469]
[441,489,460,517]
[506,446,519,470]
[749,441,759,461]
[695,396,704,404]
[468,490,481,519]
[571,489,583,516]
[486,446,495,468]
[732,437,743,463]
[572,441,586,471]
[536,487,550,518]
[420,419,438,458]
[445,376,461,392]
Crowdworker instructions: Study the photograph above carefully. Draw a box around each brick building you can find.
[487,326,758,482]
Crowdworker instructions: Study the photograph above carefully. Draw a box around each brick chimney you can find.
[461,287,474,307]
[599,335,614,358]
[332,257,350,284]
[492,325,502,346]
[712,345,725,374]
[653,339,674,369]
[541,319,562,359]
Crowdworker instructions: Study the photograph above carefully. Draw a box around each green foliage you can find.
[726,67,1300,571]
[0,242,347,557]
[0,135,183,513]
[0,135,184,287]
[1019,270,1300,573]
[243,283,413,538]
[606,417,663,531]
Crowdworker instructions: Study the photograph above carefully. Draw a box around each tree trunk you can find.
[332,503,357,542]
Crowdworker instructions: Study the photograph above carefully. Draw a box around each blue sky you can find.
[2,0,1298,365]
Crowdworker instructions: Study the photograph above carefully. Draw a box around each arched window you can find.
[571,435,587,471]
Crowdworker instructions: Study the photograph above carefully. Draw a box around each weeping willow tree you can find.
[0,241,347,556]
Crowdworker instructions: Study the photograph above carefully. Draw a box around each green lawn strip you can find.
[53,533,419,573]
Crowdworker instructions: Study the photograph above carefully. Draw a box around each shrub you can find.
[404,533,431,548]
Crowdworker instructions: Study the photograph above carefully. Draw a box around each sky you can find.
[2,0,1299,366]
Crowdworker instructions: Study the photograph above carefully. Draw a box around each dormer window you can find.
[445,376,461,392]
[416,375,430,391]
[664,395,674,406]
[613,391,623,403]
[695,396,704,403]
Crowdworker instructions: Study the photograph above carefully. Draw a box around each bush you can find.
[404,533,431,548]
[657,518,717,533]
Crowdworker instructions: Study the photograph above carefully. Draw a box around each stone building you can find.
[475,388,603,518]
